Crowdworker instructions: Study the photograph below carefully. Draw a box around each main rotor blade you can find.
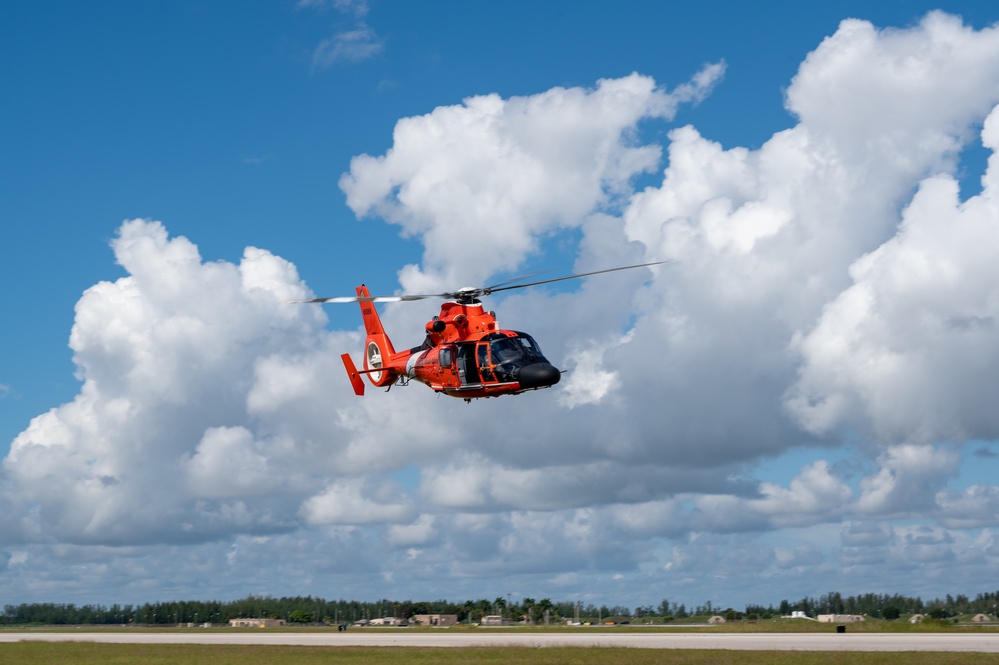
[286,261,665,305]
[483,260,666,295]
[482,269,552,291]
[285,294,441,304]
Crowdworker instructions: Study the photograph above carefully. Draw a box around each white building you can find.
[228,618,286,628]
[817,614,865,623]
[412,614,458,626]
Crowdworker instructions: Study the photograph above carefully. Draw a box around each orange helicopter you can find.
[291,262,662,402]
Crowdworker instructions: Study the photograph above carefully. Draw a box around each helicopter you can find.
[290,261,663,402]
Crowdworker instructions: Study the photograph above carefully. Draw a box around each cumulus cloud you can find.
[6,11,999,605]
[339,68,725,289]
[936,484,999,529]
[184,427,281,499]
[787,105,999,444]
[855,445,961,516]
[3,220,364,545]
[301,478,414,525]
[753,461,853,527]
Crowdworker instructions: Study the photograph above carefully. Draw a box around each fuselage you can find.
[369,299,560,399]
[404,327,561,398]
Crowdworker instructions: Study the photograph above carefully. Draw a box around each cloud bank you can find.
[4,11,999,606]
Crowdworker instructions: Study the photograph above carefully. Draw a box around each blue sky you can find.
[3,0,999,611]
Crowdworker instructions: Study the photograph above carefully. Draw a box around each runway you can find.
[3,630,999,652]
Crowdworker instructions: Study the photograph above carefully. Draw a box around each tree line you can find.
[3,590,998,626]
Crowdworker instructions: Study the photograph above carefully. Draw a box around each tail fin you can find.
[357,285,394,344]
[341,353,365,396]
[357,285,397,388]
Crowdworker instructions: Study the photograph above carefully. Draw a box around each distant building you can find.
[369,617,405,626]
[971,614,992,623]
[229,618,286,627]
[817,614,865,623]
[481,615,503,625]
[708,615,726,624]
[412,614,458,626]
[909,614,925,624]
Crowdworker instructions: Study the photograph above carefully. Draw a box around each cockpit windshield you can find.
[490,334,544,364]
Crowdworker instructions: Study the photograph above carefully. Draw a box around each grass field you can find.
[3,643,999,665]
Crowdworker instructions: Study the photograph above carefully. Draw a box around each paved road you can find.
[3,631,999,652]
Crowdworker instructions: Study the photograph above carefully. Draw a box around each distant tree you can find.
[289,609,313,623]
[538,598,554,624]
[522,598,536,623]
[882,606,901,621]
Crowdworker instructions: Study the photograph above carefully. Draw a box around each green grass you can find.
[3,644,999,665]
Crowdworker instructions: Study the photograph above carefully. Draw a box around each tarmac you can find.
[2,630,999,652]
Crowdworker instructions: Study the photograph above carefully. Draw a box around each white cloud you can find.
[855,445,960,516]
[557,337,626,409]
[786,108,999,443]
[298,0,369,16]
[312,23,383,68]
[300,478,414,525]
[753,461,853,527]
[184,427,280,499]
[936,485,999,529]
[3,220,353,545]
[787,12,999,163]
[302,0,381,69]
[386,514,437,548]
[339,68,724,289]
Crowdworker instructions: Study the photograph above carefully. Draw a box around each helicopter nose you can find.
[518,362,561,390]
